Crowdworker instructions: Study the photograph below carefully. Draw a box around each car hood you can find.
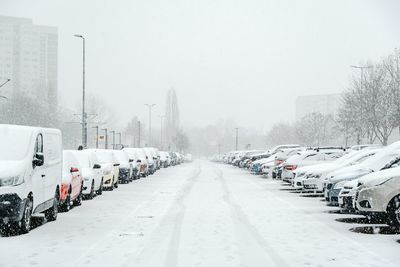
[358,167,400,187]
[81,168,93,178]
[297,163,336,175]
[327,164,367,179]
[253,157,274,165]
[330,167,371,184]
[0,160,26,177]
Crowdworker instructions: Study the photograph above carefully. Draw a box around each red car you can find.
[59,151,84,212]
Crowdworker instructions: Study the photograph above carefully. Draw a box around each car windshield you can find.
[0,127,33,161]
[73,152,91,168]
[363,150,400,171]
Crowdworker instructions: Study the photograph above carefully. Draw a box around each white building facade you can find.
[296,93,341,121]
[0,16,58,112]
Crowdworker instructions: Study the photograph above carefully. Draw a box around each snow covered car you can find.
[143,148,157,174]
[0,125,62,234]
[59,151,83,212]
[325,142,400,205]
[159,151,171,167]
[301,149,379,192]
[281,148,346,183]
[271,147,305,178]
[87,149,120,190]
[112,150,135,183]
[356,167,400,227]
[123,148,149,177]
[337,179,360,210]
[71,150,103,199]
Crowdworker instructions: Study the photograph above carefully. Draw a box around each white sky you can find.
[1,0,400,131]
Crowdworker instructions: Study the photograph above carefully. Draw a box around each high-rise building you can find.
[296,93,341,121]
[0,16,58,112]
[165,88,180,149]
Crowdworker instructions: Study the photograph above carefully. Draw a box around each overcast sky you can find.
[1,0,400,131]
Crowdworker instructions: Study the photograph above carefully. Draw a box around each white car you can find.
[112,150,134,183]
[281,148,346,183]
[71,150,104,199]
[356,167,400,227]
[0,125,62,234]
[86,149,120,190]
[159,151,171,167]
[123,148,149,177]
[302,149,379,192]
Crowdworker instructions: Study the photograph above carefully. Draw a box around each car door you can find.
[31,133,45,212]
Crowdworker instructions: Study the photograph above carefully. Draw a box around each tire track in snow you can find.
[211,163,289,267]
[125,163,202,267]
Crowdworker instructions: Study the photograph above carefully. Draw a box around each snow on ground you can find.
[0,160,399,267]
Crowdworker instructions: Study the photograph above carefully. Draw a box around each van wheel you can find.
[114,177,119,189]
[96,178,103,195]
[87,180,95,200]
[74,185,83,206]
[19,199,33,234]
[387,195,400,227]
[45,191,59,222]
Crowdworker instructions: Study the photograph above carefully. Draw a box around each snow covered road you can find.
[0,161,399,267]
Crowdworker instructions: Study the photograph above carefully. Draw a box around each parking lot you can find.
[0,160,399,267]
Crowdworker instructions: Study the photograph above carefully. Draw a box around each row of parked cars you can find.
[0,124,186,234]
[220,142,400,229]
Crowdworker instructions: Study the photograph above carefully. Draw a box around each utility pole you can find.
[110,130,116,150]
[93,126,99,149]
[102,128,108,149]
[74,34,87,148]
[138,120,141,147]
[235,128,239,151]
[350,65,373,145]
[117,132,122,148]
[145,104,156,146]
[159,115,165,149]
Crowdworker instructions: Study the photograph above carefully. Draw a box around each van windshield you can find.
[0,127,33,161]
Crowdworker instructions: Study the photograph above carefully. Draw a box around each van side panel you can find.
[43,131,62,202]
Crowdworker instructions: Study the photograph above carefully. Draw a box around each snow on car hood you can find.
[298,163,337,175]
[253,157,274,165]
[327,164,368,180]
[329,165,371,184]
[80,168,93,179]
[0,160,25,177]
[358,167,400,187]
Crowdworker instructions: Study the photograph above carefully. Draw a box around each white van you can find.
[0,124,62,234]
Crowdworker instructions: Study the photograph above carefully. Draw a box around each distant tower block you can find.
[165,88,180,149]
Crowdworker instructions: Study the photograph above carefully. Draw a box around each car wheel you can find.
[74,184,83,206]
[19,198,33,234]
[114,178,119,188]
[87,180,95,200]
[45,190,59,222]
[387,195,400,227]
[96,178,103,195]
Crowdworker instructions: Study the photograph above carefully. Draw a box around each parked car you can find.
[301,148,379,192]
[281,148,346,183]
[86,149,120,190]
[123,148,148,177]
[112,150,135,183]
[159,151,171,167]
[71,150,103,199]
[0,125,62,233]
[59,151,83,212]
[356,166,400,227]
[325,142,400,205]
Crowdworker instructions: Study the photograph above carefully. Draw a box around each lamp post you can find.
[158,115,165,149]
[102,128,108,149]
[145,104,156,146]
[110,130,116,150]
[74,34,87,148]
[92,126,99,149]
[235,128,239,151]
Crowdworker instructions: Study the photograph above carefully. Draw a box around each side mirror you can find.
[136,159,142,163]
[93,164,101,169]
[33,153,44,167]
[113,163,120,167]
[70,167,79,173]
[129,159,134,163]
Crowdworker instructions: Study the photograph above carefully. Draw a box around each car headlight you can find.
[0,175,24,187]
[333,181,346,189]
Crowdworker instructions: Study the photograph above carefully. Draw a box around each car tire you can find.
[74,184,83,206]
[96,178,103,195]
[19,198,33,234]
[45,190,59,222]
[114,178,119,188]
[387,195,400,227]
[60,189,71,212]
[87,180,95,200]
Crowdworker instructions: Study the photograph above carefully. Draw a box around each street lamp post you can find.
[350,65,373,145]
[92,126,99,149]
[102,128,108,149]
[235,128,239,151]
[158,115,165,149]
[145,104,156,146]
[74,34,87,148]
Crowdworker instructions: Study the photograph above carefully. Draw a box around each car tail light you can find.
[285,165,297,171]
